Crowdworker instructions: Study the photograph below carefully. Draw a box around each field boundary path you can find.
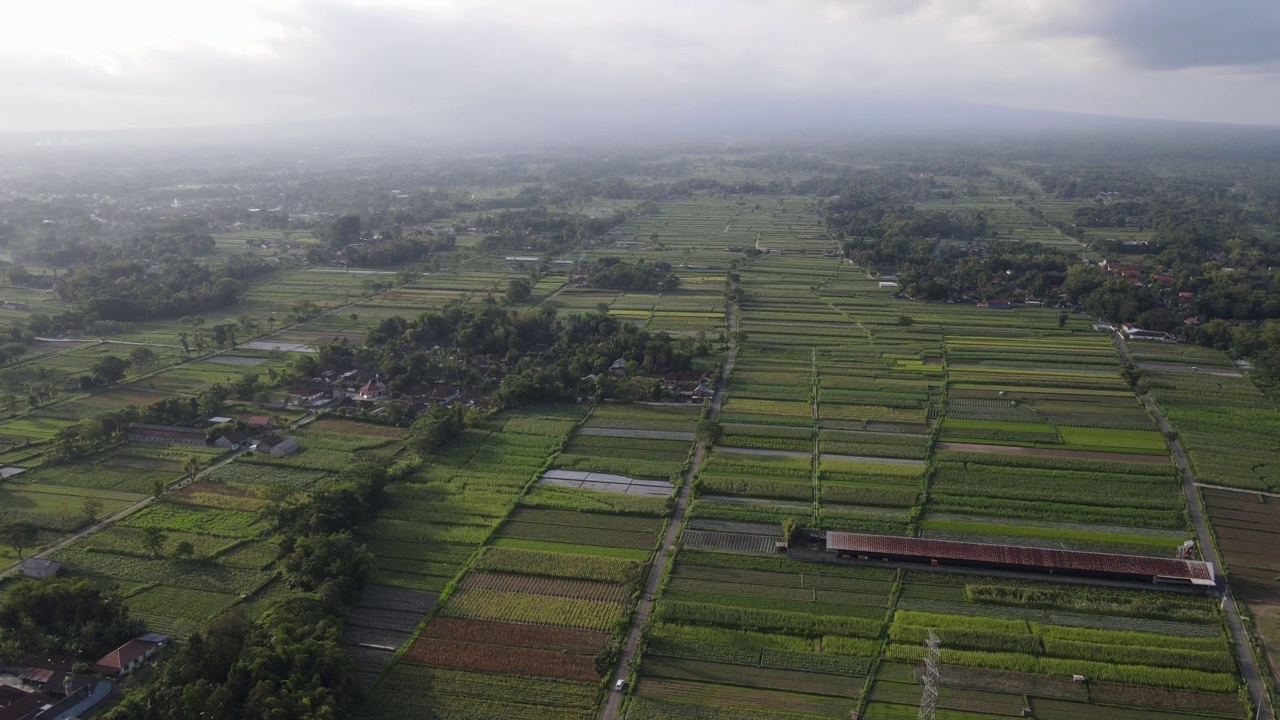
[1115,333,1274,720]
[600,301,738,720]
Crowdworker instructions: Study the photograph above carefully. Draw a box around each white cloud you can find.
[0,0,1277,134]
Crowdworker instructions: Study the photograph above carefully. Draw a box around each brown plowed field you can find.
[420,616,608,653]
[405,637,599,681]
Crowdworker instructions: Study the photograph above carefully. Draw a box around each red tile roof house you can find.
[91,635,168,677]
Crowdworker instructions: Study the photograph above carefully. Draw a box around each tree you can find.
[505,278,532,304]
[0,579,143,659]
[409,405,465,456]
[152,479,167,499]
[0,521,38,559]
[128,346,157,373]
[696,420,723,445]
[90,355,130,386]
[332,215,362,246]
[173,540,195,558]
[183,456,201,482]
[81,497,104,525]
[143,528,167,558]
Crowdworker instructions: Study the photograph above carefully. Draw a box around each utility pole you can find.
[918,630,940,720]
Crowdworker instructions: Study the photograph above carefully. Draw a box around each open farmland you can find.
[1,157,1274,720]
[366,475,670,717]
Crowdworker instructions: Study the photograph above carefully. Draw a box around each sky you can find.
[2,0,1279,136]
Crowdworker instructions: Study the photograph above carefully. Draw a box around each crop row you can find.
[495,520,657,550]
[656,600,881,638]
[642,656,861,697]
[520,485,670,516]
[442,588,625,631]
[459,571,628,602]
[472,546,644,585]
[885,644,1236,693]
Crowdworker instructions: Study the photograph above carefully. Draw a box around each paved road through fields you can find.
[1115,333,1274,719]
[600,301,738,720]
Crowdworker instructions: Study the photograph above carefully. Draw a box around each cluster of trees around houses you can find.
[15,231,218,269]
[297,301,711,412]
[0,579,144,666]
[307,213,458,267]
[826,166,1280,382]
[586,257,680,291]
[107,462,392,720]
[475,207,626,254]
[43,383,233,464]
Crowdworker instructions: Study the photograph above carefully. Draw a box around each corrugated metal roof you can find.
[826,532,1215,586]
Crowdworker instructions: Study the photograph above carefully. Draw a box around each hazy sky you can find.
[3,0,1279,135]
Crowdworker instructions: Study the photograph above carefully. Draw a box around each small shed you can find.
[269,438,300,457]
[19,558,61,579]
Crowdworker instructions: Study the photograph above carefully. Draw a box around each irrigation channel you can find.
[600,301,738,720]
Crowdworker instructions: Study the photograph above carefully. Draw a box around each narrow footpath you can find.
[1115,333,1273,719]
[600,302,738,720]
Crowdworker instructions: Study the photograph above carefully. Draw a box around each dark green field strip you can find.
[657,601,883,638]
[925,494,1184,529]
[932,451,1173,475]
[718,434,812,452]
[668,576,889,610]
[663,585,886,618]
[886,643,1237,693]
[672,563,896,594]
[495,521,658,550]
[630,677,855,719]
[817,505,911,534]
[1029,696,1241,720]
[641,656,862,697]
[554,453,685,479]
[717,412,814,427]
[918,517,1186,553]
[821,483,920,507]
[504,507,664,534]
[368,568,452,593]
[893,597,1222,638]
[868,680,1030,717]
[565,434,692,455]
[648,638,872,675]
[698,475,814,501]
[678,548,895,580]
